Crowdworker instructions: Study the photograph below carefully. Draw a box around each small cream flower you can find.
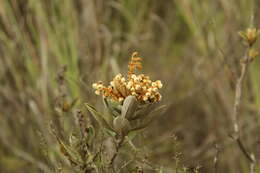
[118,97,124,102]
[143,96,148,101]
[92,83,98,89]
[135,85,141,90]
[95,90,100,95]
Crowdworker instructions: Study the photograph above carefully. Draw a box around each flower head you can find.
[248,48,259,62]
[92,52,163,103]
[239,28,260,46]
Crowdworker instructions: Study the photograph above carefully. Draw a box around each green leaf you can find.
[130,102,158,120]
[104,128,117,137]
[130,105,167,132]
[84,103,115,132]
[238,31,247,40]
[51,128,82,166]
[113,116,131,135]
[103,98,120,117]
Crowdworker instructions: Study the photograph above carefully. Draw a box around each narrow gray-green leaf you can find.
[130,103,158,120]
[84,103,115,132]
[103,98,120,117]
[51,128,82,165]
[130,105,167,132]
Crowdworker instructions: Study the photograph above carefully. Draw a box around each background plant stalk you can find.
[232,46,256,173]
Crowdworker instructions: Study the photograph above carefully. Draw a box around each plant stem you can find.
[109,136,125,166]
[232,47,256,173]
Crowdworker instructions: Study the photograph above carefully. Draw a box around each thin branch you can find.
[231,47,256,172]
[236,138,254,163]
[116,159,134,173]
[232,57,248,134]
[214,144,220,173]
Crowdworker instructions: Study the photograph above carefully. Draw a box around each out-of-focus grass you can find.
[0,0,260,172]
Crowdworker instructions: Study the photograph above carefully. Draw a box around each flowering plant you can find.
[86,52,165,138]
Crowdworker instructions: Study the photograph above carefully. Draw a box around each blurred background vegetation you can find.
[1,0,260,172]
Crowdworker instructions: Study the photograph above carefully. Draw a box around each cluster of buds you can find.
[239,28,260,62]
[248,49,259,61]
[239,28,260,46]
[92,52,163,104]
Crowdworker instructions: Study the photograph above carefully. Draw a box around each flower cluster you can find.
[248,49,259,60]
[239,28,260,46]
[239,28,260,63]
[92,52,163,103]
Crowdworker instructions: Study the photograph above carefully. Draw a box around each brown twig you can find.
[236,138,255,163]
[232,52,248,134]
[231,47,256,172]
